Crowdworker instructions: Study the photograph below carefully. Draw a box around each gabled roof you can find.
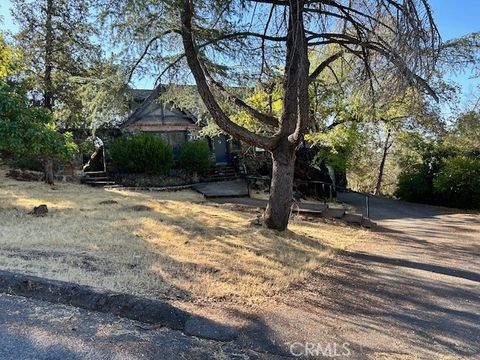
[122,87,198,128]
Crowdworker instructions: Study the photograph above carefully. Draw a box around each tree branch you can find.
[202,67,279,127]
[126,30,179,84]
[308,51,344,82]
[180,0,279,150]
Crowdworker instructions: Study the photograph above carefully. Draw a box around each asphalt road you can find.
[0,293,272,360]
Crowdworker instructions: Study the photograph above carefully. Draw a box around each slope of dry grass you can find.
[0,167,371,304]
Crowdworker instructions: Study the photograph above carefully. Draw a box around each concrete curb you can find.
[0,270,238,341]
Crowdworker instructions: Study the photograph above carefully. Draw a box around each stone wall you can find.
[110,171,196,188]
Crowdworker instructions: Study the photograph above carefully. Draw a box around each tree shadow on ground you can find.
[281,246,480,358]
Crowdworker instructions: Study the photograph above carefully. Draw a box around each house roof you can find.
[122,84,250,129]
[122,86,198,128]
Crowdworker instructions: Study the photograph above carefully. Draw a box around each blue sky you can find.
[428,0,480,105]
[1,0,479,106]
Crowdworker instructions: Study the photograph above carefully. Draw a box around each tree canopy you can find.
[97,0,451,229]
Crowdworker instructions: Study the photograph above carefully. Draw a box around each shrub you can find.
[433,156,480,209]
[179,140,212,175]
[110,133,173,175]
[14,157,44,172]
[395,165,436,204]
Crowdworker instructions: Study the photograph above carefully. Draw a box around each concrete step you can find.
[84,176,110,181]
[343,213,363,225]
[293,203,328,216]
[193,179,249,198]
[84,171,107,176]
[85,181,117,187]
[209,173,239,178]
[103,184,122,189]
[203,177,242,183]
[321,208,346,219]
[209,171,239,176]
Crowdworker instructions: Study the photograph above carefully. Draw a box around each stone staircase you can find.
[203,165,243,182]
[81,171,118,188]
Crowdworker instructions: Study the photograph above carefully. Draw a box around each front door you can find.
[213,135,228,164]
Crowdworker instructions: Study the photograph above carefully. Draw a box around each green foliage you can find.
[14,157,44,172]
[442,111,480,155]
[395,165,435,204]
[0,83,78,163]
[0,34,23,79]
[395,135,480,209]
[110,133,173,175]
[78,138,96,157]
[230,86,283,133]
[433,156,480,209]
[70,62,130,130]
[306,123,364,172]
[12,0,103,127]
[179,140,212,175]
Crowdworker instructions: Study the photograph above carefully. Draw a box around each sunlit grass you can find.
[0,166,371,303]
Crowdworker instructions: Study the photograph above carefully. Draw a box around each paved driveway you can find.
[245,194,480,359]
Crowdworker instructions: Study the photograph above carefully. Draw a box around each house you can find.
[121,88,236,165]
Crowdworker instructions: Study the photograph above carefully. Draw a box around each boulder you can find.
[30,205,48,217]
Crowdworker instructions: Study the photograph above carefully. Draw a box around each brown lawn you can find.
[0,167,372,304]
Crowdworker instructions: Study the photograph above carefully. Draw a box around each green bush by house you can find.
[179,140,212,175]
[110,133,173,175]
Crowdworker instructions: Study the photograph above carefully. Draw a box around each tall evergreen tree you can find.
[12,0,100,125]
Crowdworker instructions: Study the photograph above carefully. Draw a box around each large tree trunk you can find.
[43,158,55,185]
[180,0,308,231]
[374,128,392,195]
[264,143,296,231]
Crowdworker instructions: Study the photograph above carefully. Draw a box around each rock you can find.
[361,218,377,229]
[124,205,152,212]
[343,213,363,226]
[30,205,48,217]
[321,208,346,219]
[248,215,263,227]
[99,200,118,205]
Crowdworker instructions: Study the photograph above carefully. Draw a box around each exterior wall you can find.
[123,92,233,165]
[124,99,201,156]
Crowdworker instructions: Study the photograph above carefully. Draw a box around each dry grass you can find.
[0,167,371,304]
